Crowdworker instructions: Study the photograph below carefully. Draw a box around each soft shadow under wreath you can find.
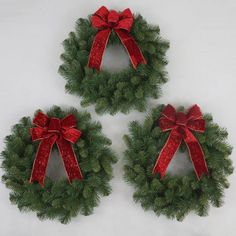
[59,6,169,115]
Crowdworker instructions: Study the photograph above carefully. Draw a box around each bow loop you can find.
[91,6,109,29]
[30,112,51,141]
[187,119,205,133]
[187,104,203,120]
[62,128,82,144]
[120,8,133,19]
[94,6,109,21]
[60,114,81,143]
[186,105,205,132]
[33,111,49,128]
[61,114,77,129]
[115,8,133,32]
[162,104,176,121]
[115,17,133,32]
[159,117,175,131]
[91,15,108,29]
[30,127,47,141]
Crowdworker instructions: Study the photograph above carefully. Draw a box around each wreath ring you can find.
[1,106,117,223]
[59,6,169,115]
[124,104,233,220]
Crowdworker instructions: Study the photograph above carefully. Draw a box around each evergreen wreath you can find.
[123,104,233,221]
[59,6,169,115]
[1,106,117,223]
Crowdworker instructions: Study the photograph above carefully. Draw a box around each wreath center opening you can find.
[101,44,130,72]
[45,148,68,181]
[166,150,194,176]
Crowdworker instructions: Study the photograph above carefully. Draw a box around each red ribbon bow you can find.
[88,6,146,71]
[29,112,83,186]
[152,104,209,180]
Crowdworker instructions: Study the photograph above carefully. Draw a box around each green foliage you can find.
[123,105,233,221]
[1,106,117,223]
[59,14,169,115]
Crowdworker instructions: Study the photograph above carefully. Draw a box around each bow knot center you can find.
[107,10,119,28]
[175,112,188,138]
[47,118,62,135]
[175,112,187,127]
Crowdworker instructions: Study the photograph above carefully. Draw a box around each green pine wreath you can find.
[1,106,117,223]
[123,105,233,221]
[59,13,169,115]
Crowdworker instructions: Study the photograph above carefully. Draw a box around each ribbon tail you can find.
[56,138,83,182]
[29,136,56,186]
[152,129,182,178]
[115,29,146,69]
[184,129,209,179]
[88,29,111,71]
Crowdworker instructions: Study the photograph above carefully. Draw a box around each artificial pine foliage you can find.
[123,105,233,220]
[59,14,169,115]
[1,106,117,223]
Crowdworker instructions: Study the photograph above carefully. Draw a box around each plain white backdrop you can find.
[0,0,236,235]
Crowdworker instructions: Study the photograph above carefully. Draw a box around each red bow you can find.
[88,6,146,71]
[152,104,209,180]
[29,112,83,186]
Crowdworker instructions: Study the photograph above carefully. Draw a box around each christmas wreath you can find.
[124,104,233,220]
[59,6,169,115]
[1,106,117,223]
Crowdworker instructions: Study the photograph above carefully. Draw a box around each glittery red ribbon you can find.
[152,104,209,180]
[29,112,83,186]
[88,6,146,71]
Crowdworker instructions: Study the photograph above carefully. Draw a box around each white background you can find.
[0,0,236,235]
